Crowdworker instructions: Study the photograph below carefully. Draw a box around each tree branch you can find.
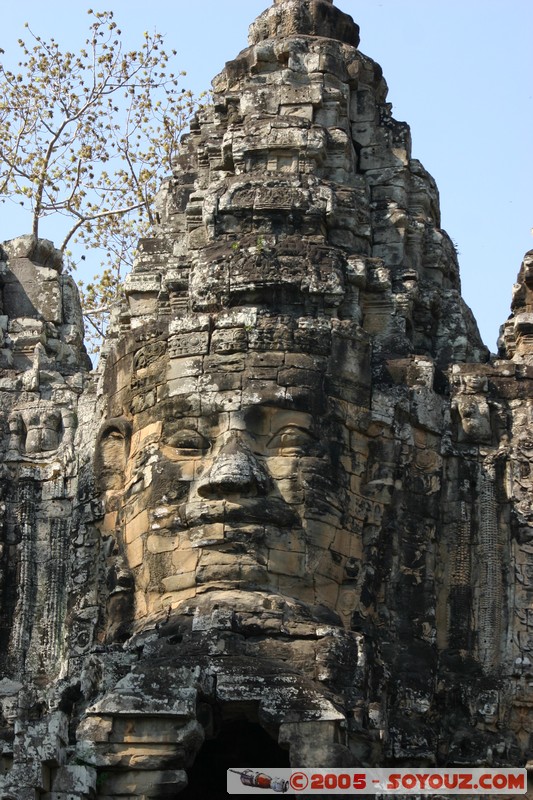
[60,200,145,251]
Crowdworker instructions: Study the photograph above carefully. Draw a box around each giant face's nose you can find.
[196,434,271,498]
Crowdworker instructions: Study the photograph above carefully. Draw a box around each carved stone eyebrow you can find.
[158,398,200,420]
[97,417,132,444]
[242,394,315,424]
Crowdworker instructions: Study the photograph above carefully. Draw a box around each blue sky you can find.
[2,0,532,351]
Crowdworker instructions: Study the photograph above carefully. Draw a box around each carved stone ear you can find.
[95,417,132,492]
[7,412,24,455]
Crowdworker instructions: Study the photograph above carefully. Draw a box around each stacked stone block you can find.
[0,2,532,797]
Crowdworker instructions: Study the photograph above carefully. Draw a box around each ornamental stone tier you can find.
[0,1,532,798]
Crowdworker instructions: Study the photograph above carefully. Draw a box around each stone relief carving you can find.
[0,1,532,797]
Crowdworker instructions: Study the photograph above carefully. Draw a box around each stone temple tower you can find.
[0,1,532,797]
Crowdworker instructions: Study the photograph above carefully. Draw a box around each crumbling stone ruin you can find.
[0,0,532,797]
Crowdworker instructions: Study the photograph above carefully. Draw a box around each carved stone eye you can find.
[165,429,209,453]
[267,425,314,453]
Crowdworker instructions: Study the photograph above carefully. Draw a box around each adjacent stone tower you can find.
[0,1,531,797]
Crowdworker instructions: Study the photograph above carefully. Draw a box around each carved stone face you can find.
[97,315,368,633]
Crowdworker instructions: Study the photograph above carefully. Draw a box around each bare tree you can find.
[0,10,198,351]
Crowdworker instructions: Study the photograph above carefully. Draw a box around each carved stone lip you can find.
[180,497,299,528]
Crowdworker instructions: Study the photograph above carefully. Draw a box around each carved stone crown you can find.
[250,0,359,47]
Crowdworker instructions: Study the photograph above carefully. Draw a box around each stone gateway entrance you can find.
[178,720,289,800]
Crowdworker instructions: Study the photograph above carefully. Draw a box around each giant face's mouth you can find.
[176,496,301,529]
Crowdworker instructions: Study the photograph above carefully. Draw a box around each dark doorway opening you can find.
[180,719,290,799]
